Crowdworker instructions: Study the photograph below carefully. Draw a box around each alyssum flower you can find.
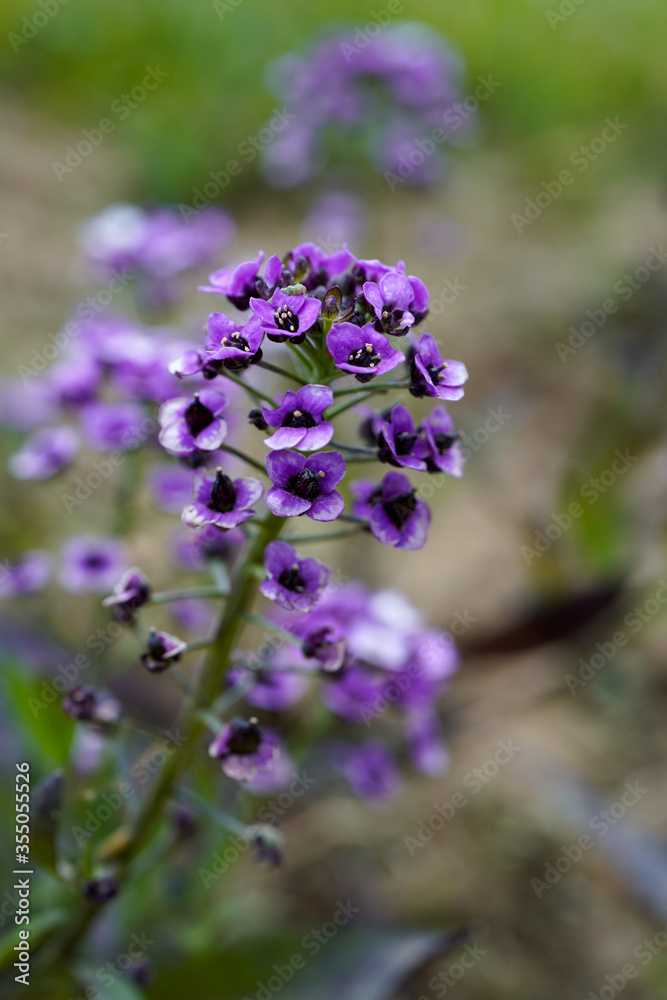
[182,468,264,529]
[265,450,345,521]
[250,287,321,342]
[141,628,187,672]
[158,389,227,458]
[326,323,404,382]
[102,567,151,623]
[352,471,431,550]
[407,333,468,401]
[208,716,277,782]
[260,540,331,611]
[262,384,334,452]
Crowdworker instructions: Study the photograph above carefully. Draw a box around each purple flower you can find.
[405,708,449,776]
[0,551,52,598]
[81,401,146,452]
[158,389,227,457]
[250,288,321,342]
[208,716,277,782]
[102,567,151,624]
[332,742,400,801]
[181,468,263,529]
[262,384,334,452]
[8,426,80,480]
[149,464,195,514]
[352,471,431,550]
[63,686,121,725]
[363,271,417,335]
[140,628,187,672]
[200,251,283,309]
[301,625,349,673]
[322,665,383,723]
[260,540,331,611]
[265,450,345,521]
[407,333,468,401]
[326,322,404,383]
[417,406,465,476]
[228,667,308,711]
[205,315,265,371]
[376,404,426,471]
[47,352,102,407]
[59,536,127,593]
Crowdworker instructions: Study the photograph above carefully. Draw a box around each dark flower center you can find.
[278,564,305,593]
[283,409,317,429]
[209,470,237,513]
[428,363,447,383]
[227,717,262,755]
[83,554,106,570]
[434,432,458,454]
[348,342,381,368]
[288,467,323,501]
[368,487,418,530]
[147,632,167,661]
[185,395,214,437]
[221,331,250,352]
[395,432,418,455]
[274,306,299,333]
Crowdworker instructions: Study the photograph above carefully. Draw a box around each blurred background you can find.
[1,0,667,997]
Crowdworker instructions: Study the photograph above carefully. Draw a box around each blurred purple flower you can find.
[158,389,227,457]
[140,628,187,672]
[59,536,127,593]
[8,426,80,480]
[352,471,431,550]
[260,540,331,611]
[0,550,52,598]
[102,567,151,624]
[208,717,278,782]
[81,401,146,452]
[332,742,400,801]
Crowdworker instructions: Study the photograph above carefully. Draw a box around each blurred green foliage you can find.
[0,0,664,199]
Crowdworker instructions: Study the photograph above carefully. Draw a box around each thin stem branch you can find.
[331,440,377,455]
[221,370,275,406]
[150,585,226,604]
[219,444,266,473]
[288,528,364,543]
[257,360,304,385]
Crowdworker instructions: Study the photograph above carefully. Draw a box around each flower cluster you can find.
[260,22,467,188]
[80,203,235,304]
[1,228,470,908]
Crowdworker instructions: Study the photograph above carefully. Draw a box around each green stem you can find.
[288,528,364,543]
[221,370,276,406]
[257,360,304,385]
[150,585,225,604]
